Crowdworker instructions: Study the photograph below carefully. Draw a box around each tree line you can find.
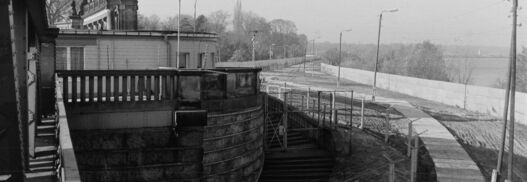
[138,9,309,62]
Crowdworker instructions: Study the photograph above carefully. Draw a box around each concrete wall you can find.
[216,57,319,70]
[321,63,527,125]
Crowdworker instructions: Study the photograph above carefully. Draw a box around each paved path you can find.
[261,64,486,181]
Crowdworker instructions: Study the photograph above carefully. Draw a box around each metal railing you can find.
[55,75,81,182]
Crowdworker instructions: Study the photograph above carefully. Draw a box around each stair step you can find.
[262,168,332,175]
[260,172,330,179]
[25,171,55,182]
[29,160,54,169]
[263,162,334,169]
[35,146,57,158]
[36,132,55,138]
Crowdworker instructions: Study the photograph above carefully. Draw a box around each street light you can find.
[269,44,275,60]
[372,8,398,101]
[338,29,352,88]
[176,0,181,69]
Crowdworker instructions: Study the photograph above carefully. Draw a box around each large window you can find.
[70,47,84,70]
[56,47,67,70]
[178,53,189,68]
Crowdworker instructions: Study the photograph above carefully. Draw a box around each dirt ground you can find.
[262,62,527,182]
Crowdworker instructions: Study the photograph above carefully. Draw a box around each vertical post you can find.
[407,121,413,157]
[389,162,395,182]
[410,136,418,182]
[323,103,327,126]
[360,97,365,129]
[283,92,288,151]
[312,99,316,118]
[330,92,335,126]
[507,1,519,180]
[307,87,310,112]
[338,32,342,88]
[373,13,383,102]
[264,94,268,151]
[350,91,353,126]
[318,91,321,125]
[301,96,305,111]
[176,0,181,69]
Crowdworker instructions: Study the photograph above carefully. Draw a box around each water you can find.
[445,57,508,87]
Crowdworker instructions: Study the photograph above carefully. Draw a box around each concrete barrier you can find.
[216,57,319,70]
[321,63,527,125]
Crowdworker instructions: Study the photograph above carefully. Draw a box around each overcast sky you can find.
[139,0,526,47]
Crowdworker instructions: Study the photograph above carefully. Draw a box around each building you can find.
[55,30,219,70]
[55,0,138,30]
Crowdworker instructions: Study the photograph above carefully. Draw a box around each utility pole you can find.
[193,0,197,32]
[373,9,398,101]
[494,1,518,181]
[338,29,352,88]
[176,0,181,69]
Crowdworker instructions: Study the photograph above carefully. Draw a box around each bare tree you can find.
[46,0,71,25]
[207,10,230,34]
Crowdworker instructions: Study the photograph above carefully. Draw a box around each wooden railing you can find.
[56,68,261,108]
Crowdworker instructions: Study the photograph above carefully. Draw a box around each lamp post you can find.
[269,44,275,60]
[193,0,197,32]
[176,0,181,69]
[338,29,352,88]
[372,8,398,101]
[250,31,258,67]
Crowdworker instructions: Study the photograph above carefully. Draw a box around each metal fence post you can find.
[312,99,316,118]
[264,94,269,151]
[410,136,418,182]
[323,103,327,127]
[407,122,413,157]
[307,87,310,112]
[330,92,335,127]
[283,91,288,151]
[360,97,365,129]
[318,91,321,126]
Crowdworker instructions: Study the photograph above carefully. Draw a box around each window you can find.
[198,53,206,68]
[70,47,84,70]
[178,53,189,68]
[56,47,67,70]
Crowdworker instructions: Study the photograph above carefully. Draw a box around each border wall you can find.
[320,63,527,125]
[216,57,320,71]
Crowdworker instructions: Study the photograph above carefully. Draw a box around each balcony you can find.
[54,68,264,181]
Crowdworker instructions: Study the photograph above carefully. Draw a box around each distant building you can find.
[55,30,219,70]
[55,0,138,30]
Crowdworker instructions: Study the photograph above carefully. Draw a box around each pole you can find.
[176,0,181,69]
[193,0,197,32]
[338,32,342,88]
[251,31,257,67]
[283,92,288,151]
[507,0,518,180]
[373,13,383,101]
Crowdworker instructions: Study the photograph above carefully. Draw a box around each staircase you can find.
[26,118,58,182]
[259,114,334,182]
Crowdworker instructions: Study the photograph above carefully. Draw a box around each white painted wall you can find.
[321,63,527,125]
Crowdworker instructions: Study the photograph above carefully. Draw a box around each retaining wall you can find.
[321,63,527,125]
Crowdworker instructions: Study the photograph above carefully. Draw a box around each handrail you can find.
[55,74,81,182]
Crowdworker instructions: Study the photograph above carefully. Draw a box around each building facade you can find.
[56,0,138,30]
[56,30,219,70]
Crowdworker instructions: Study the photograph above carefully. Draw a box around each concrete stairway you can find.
[260,117,334,182]
[26,119,58,182]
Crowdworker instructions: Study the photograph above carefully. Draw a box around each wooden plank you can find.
[88,76,94,102]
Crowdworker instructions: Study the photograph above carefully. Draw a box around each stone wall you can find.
[321,63,527,125]
[202,107,264,182]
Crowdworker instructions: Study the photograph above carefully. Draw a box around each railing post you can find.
[301,95,305,111]
[113,74,120,102]
[323,103,327,127]
[130,75,136,102]
[105,74,111,102]
[317,91,321,126]
[283,91,288,151]
[122,75,128,102]
[264,93,269,151]
[407,122,413,157]
[360,97,365,129]
[410,136,418,182]
[330,92,334,126]
[71,75,77,103]
[63,76,68,103]
[312,99,316,118]
[307,87,310,112]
